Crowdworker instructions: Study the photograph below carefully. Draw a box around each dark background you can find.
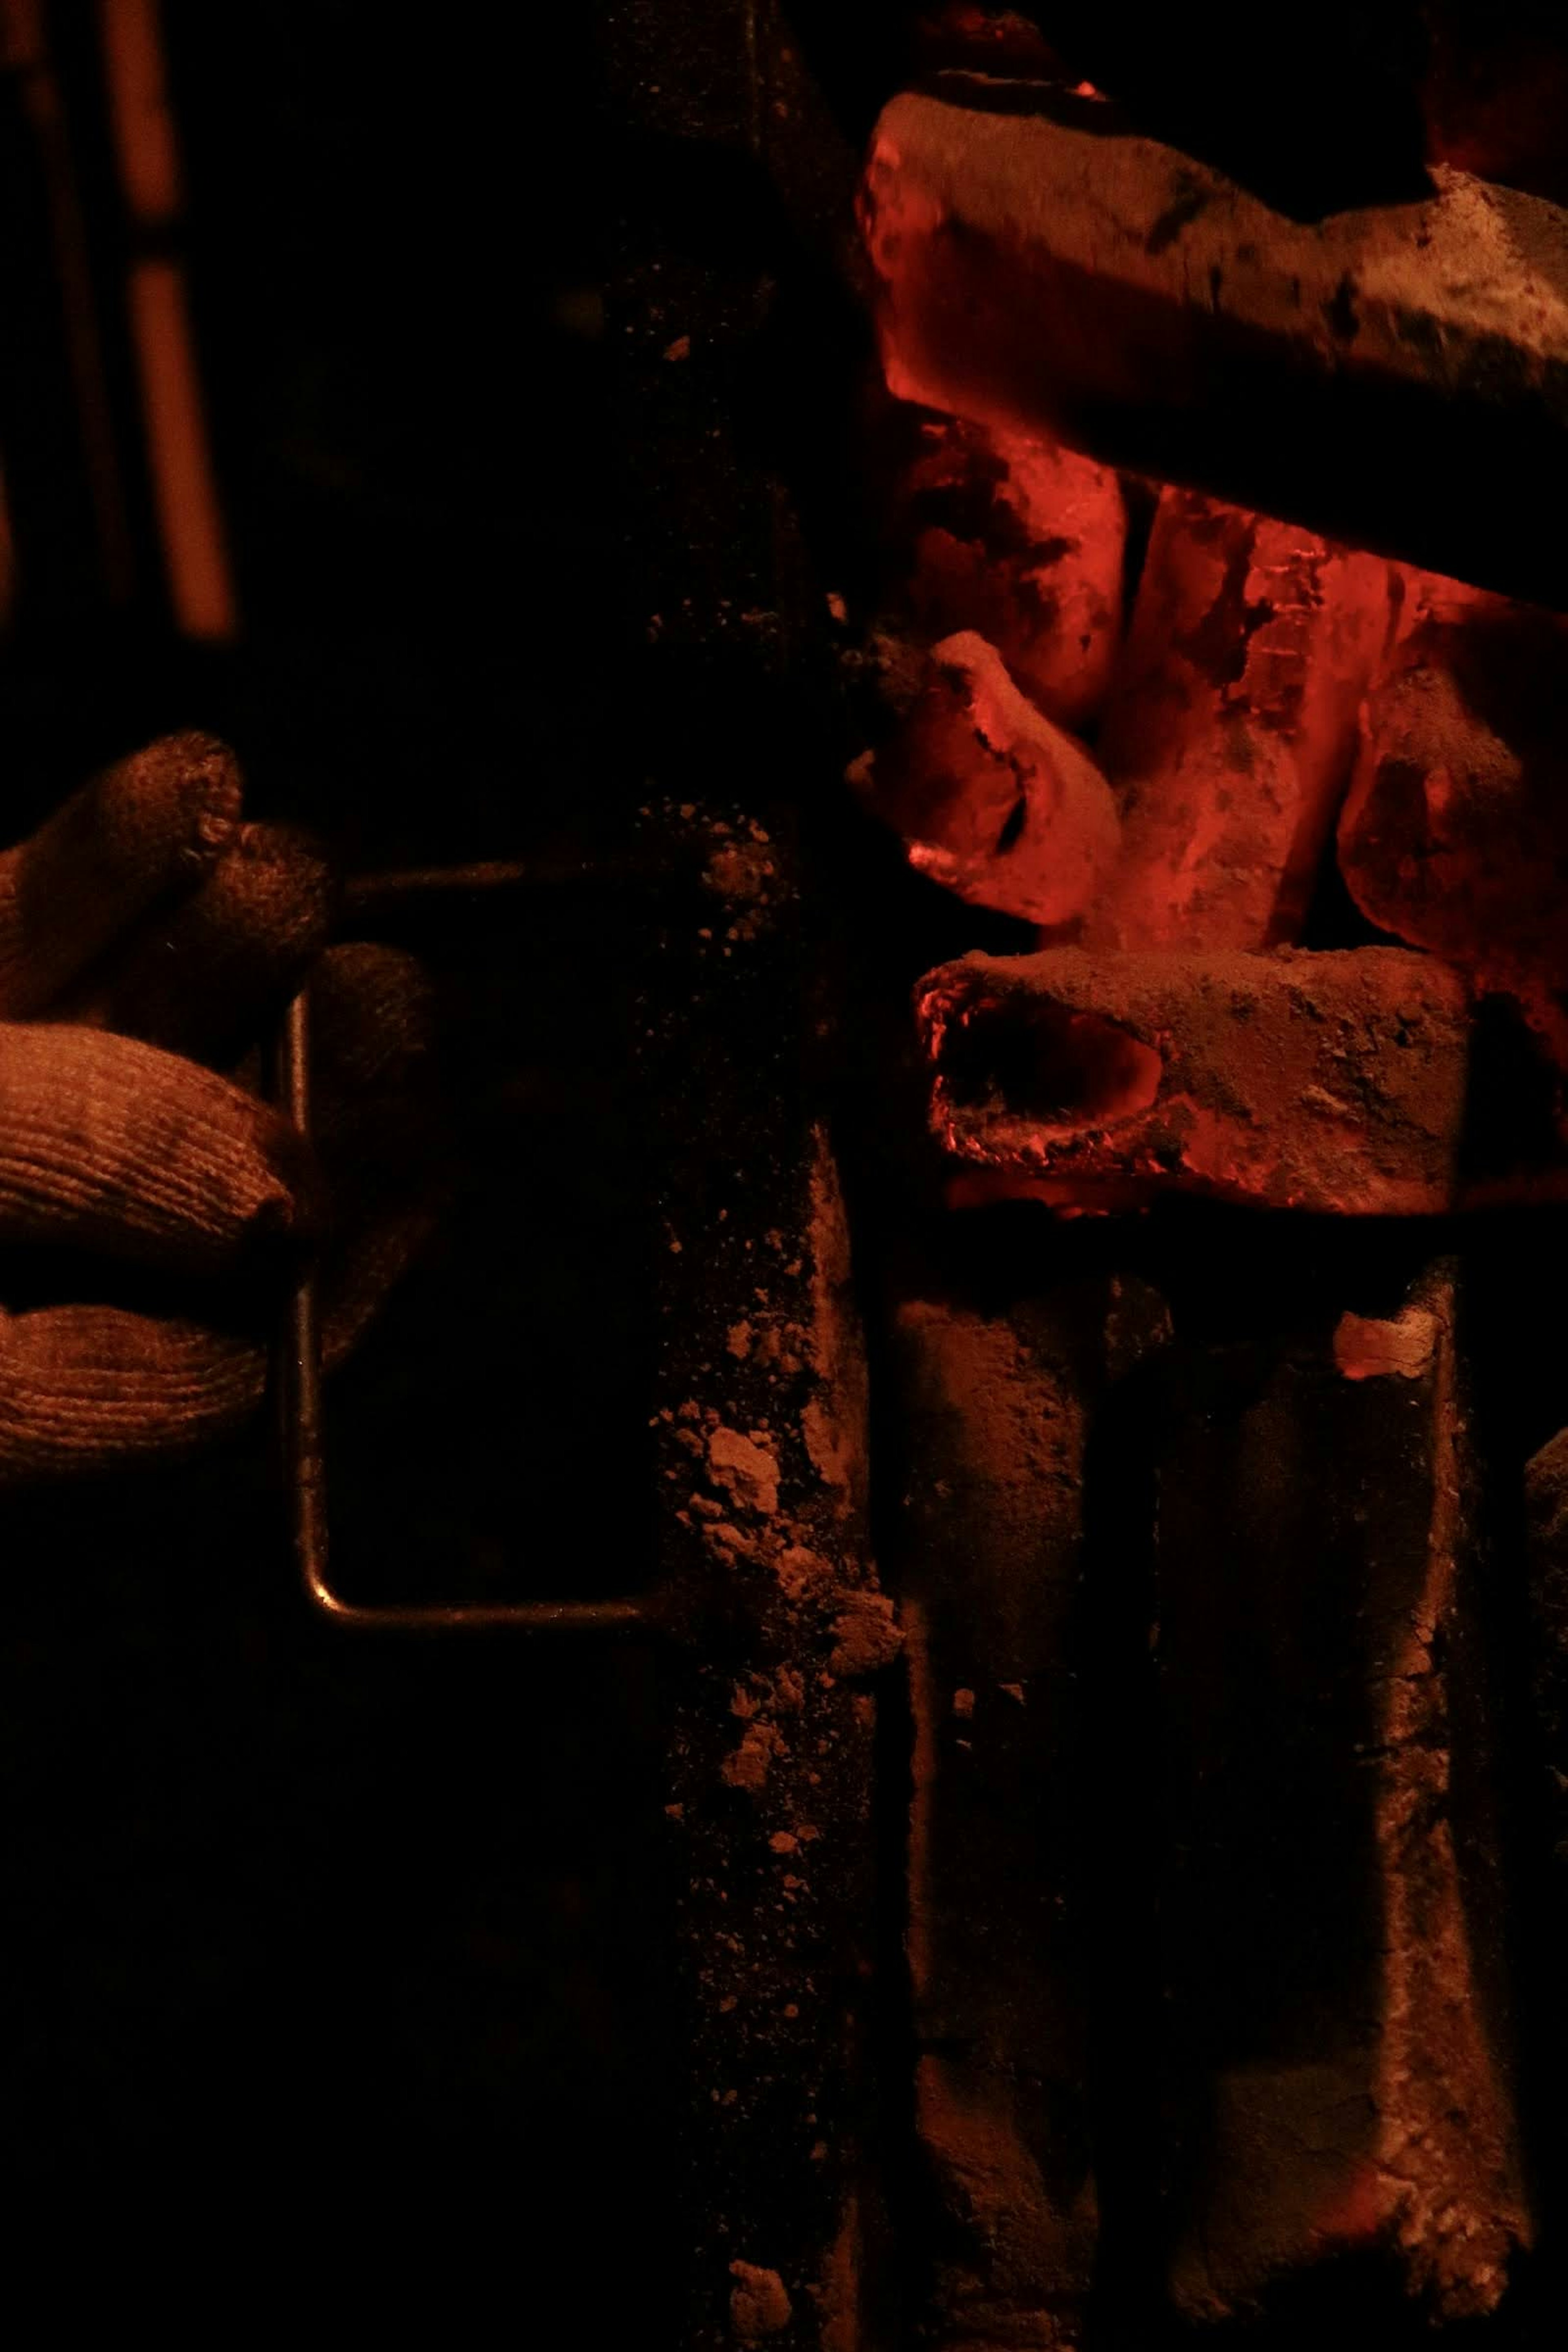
[0,5,682,2328]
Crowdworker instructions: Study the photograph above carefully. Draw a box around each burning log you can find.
[849,628,1120,924]
[916,945,1493,1215]
[1155,1266,1529,2321]
[858,78,1568,608]
[1087,489,1390,949]
[886,409,1127,733]
[1337,575,1568,1033]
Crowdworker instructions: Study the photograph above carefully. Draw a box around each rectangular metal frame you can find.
[274,863,664,1636]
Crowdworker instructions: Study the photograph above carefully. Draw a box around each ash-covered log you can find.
[859,77,1568,607]
[889,1274,1170,2348]
[917,945,1491,1214]
[1154,1266,1529,2320]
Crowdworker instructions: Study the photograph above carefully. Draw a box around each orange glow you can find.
[98,0,182,226]
[895,414,1126,732]
[1307,2161,1396,2251]
[860,81,1568,1219]
[851,630,1118,925]
[1089,489,1392,950]
[129,256,238,641]
[1339,569,1568,1009]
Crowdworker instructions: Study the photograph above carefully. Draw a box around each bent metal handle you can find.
[272,864,663,1635]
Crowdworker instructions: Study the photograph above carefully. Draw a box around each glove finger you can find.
[310,940,437,1091]
[54,821,336,1065]
[0,733,241,1018]
[321,1200,441,1371]
[306,943,443,1349]
[309,941,439,1180]
[0,1023,320,1273]
[0,1303,263,1480]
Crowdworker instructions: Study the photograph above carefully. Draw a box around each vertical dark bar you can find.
[602,6,886,2342]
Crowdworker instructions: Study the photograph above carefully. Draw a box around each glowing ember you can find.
[1338,569,1568,1040]
[851,67,1568,1223]
[1089,489,1390,949]
[848,629,1119,925]
[889,411,1126,732]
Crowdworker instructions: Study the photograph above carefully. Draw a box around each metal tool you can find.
[274,858,666,1636]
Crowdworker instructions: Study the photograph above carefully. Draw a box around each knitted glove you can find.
[0,733,434,1479]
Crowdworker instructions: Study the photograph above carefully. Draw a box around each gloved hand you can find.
[0,732,435,1479]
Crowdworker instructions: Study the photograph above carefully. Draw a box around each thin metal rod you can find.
[277,986,656,1635]
[343,861,539,908]
[343,848,683,913]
